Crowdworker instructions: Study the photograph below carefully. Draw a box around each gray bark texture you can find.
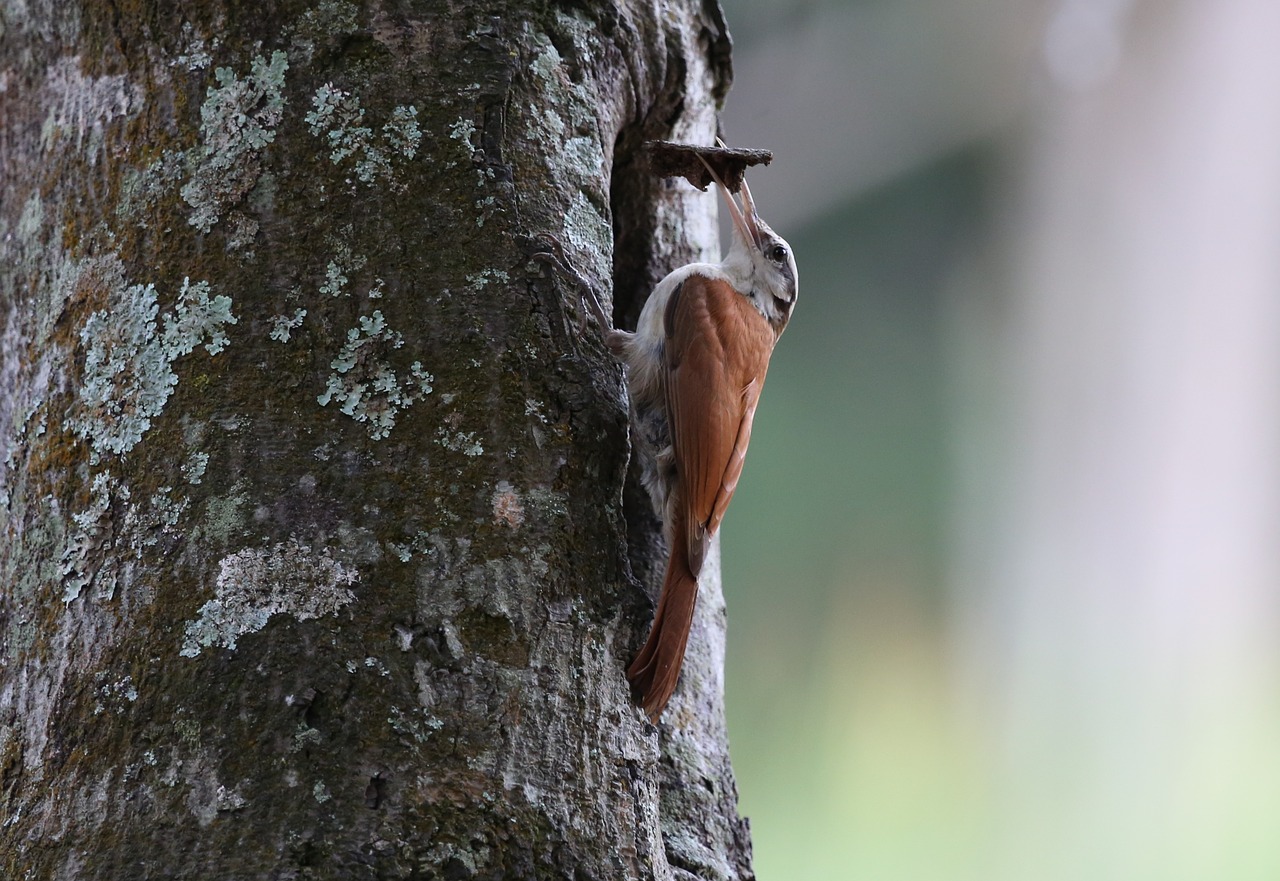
[0,1,752,878]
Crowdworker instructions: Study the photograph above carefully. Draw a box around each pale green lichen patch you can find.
[70,273,236,463]
[387,703,443,743]
[182,51,288,236]
[161,278,237,357]
[562,191,610,264]
[448,116,476,146]
[179,539,359,657]
[182,451,209,484]
[92,672,138,715]
[464,269,510,293]
[524,25,611,279]
[438,430,483,458]
[174,21,215,72]
[292,723,323,752]
[145,486,187,541]
[317,311,434,440]
[318,234,366,297]
[384,106,423,159]
[357,655,391,677]
[304,84,421,188]
[528,42,563,88]
[18,191,45,242]
[269,308,307,342]
[59,471,190,602]
[72,283,171,462]
[562,136,604,184]
[537,108,565,138]
[386,527,451,564]
[203,482,249,544]
[117,150,186,226]
[444,116,476,171]
[215,785,247,812]
[59,471,119,602]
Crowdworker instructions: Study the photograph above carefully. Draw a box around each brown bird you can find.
[580,156,799,720]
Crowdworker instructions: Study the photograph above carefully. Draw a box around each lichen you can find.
[161,277,237,357]
[464,269,510,292]
[59,471,119,602]
[437,430,483,457]
[360,655,390,677]
[70,272,236,462]
[179,539,359,657]
[292,723,323,752]
[215,785,247,812]
[304,84,421,188]
[448,116,476,146]
[142,486,186,544]
[72,285,169,461]
[269,308,307,342]
[182,451,209,484]
[182,50,289,235]
[18,191,45,242]
[316,311,434,440]
[562,191,610,264]
[387,704,442,743]
[92,672,138,715]
[318,234,366,297]
[528,44,562,89]
[384,105,424,159]
[562,136,604,182]
[202,483,249,544]
[174,21,215,72]
[289,0,361,62]
[117,150,186,226]
[525,24,611,278]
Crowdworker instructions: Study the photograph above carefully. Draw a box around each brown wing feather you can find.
[706,378,762,538]
[628,273,775,720]
[664,274,775,574]
[665,275,773,568]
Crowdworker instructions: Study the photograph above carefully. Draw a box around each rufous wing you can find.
[665,273,775,569]
[626,273,775,719]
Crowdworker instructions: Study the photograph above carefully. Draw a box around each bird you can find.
[537,151,798,720]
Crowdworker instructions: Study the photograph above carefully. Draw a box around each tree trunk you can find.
[0,2,751,878]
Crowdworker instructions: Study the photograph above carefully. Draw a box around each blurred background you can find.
[714,1,1280,879]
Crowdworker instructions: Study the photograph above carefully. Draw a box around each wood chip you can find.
[645,141,773,193]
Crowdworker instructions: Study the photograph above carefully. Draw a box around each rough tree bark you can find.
[0,1,751,878]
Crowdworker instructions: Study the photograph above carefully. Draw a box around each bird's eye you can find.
[769,244,788,263]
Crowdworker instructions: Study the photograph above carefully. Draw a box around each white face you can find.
[718,181,799,330]
[749,217,798,307]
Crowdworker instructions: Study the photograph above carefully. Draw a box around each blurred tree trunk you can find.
[0,2,752,878]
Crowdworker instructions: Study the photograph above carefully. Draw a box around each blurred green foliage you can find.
[724,150,991,880]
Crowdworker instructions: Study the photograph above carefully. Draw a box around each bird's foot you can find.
[531,233,614,337]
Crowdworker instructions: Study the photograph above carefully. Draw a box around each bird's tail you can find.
[626,530,699,721]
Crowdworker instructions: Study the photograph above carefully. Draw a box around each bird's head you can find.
[700,153,798,334]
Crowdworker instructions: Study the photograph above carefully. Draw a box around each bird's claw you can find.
[530,233,613,336]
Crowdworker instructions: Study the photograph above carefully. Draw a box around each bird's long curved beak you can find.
[738,178,763,247]
[696,154,763,251]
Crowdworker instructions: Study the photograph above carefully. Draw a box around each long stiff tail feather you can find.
[626,527,699,721]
